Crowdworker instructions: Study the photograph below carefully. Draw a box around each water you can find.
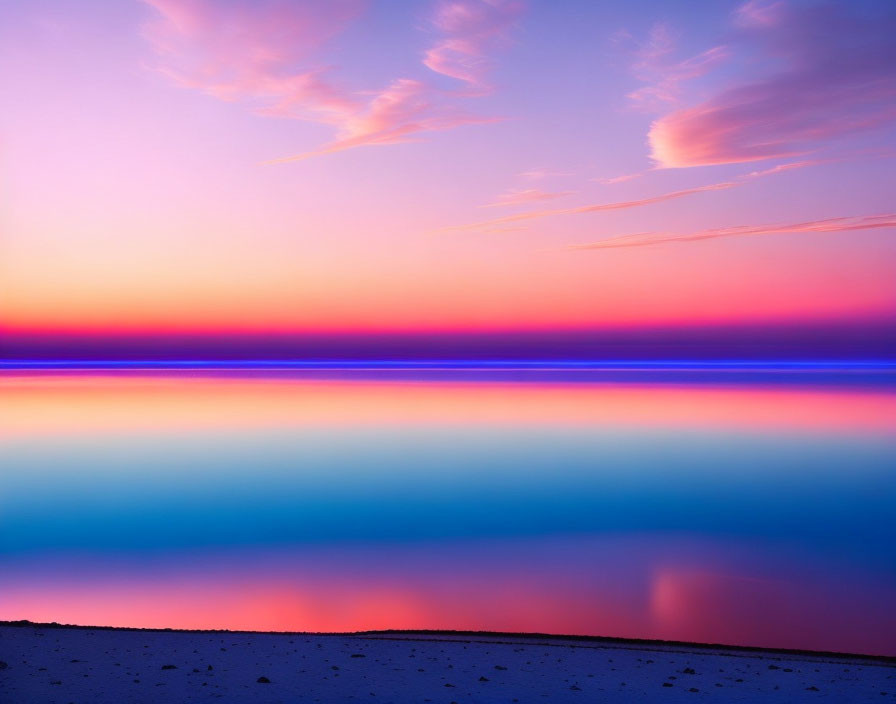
[1,370,895,656]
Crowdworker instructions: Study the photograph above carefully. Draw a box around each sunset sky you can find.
[3,1,896,654]
[1,0,894,340]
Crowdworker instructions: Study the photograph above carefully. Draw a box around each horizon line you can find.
[3,359,896,372]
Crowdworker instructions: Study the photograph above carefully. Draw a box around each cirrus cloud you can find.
[423,0,524,92]
[142,0,364,121]
[482,188,577,208]
[649,1,896,168]
[141,0,523,162]
[442,158,822,233]
[442,181,739,233]
[570,214,896,251]
[622,22,729,111]
[265,78,498,163]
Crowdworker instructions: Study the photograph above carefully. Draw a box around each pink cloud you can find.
[518,168,572,181]
[621,23,728,111]
[265,79,497,163]
[734,0,784,28]
[571,214,896,251]
[443,181,739,232]
[744,158,828,179]
[142,0,523,161]
[649,2,896,167]
[423,0,524,92]
[595,172,643,185]
[142,0,363,121]
[445,158,825,232]
[482,188,576,208]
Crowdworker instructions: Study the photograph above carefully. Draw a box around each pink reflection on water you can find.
[648,566,896,655]
[3,374,896,438]
[4,536,895,655]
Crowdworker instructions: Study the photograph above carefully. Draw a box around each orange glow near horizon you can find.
[2,252,895,334]
[1,306,894,337]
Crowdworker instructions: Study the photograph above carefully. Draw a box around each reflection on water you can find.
[1,372,895,655]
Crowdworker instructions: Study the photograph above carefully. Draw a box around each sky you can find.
[1,0,895,343]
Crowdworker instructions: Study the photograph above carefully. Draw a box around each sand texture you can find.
[2,624,895,703]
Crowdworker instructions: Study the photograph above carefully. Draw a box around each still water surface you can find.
[1,371,894,655]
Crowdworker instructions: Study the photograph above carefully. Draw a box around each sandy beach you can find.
[2,622,894,703]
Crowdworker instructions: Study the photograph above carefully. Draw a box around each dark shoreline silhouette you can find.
[3,620,894,702]
[4,620,892,664]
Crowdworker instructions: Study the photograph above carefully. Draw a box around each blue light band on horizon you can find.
[2,359,896,371]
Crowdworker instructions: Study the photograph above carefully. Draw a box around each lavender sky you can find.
[1,0,895,342]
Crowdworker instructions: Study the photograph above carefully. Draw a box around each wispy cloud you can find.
[141,0,364,120]
[619,23,728,111]
[595,171,643,185]
[266,79,497,163]
[518,167,572,181]
[734,0,784,28]
[443,181,738,232]
[482,188,576,208]
[570,214,896,250]
[744,158,828,178]
[142,0,523,161]
[423,0,524,92]
[443,158,819,232]
[649,1,896,167]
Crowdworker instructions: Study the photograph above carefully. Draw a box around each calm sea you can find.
[2,369,894,655]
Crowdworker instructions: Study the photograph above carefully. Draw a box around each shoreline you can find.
[4,619,893,664]
[3,621,894,703]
